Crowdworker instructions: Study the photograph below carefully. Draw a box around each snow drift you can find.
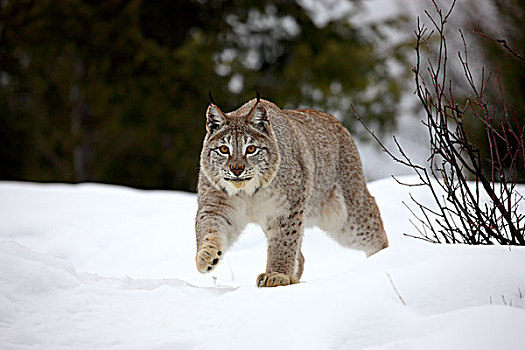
[0,178,524,349]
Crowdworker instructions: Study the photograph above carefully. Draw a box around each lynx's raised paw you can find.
[196,236,223,273]
[256,272,299,287]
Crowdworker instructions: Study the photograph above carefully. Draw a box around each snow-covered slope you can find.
[1,178,524,349]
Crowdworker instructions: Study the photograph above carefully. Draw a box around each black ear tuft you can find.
[208,90,215,105]
[256,90,260,103]
[206,104,226,135]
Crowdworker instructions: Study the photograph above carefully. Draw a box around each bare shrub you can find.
[355,0,525,245]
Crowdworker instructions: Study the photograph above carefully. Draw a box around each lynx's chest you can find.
[232,188,287,227]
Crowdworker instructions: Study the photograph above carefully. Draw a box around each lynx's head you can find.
[200,97,281,196]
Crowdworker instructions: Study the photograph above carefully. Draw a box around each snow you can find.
[1,177,525,349]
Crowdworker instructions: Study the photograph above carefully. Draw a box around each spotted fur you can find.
[196,98,388,287]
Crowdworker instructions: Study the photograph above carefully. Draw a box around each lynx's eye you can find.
[219,145,230,154]
[246,145,257,154]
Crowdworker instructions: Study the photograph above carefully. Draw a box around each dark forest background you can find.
[1,0,523,191]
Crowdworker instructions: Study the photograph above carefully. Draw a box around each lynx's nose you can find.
[230,164,245,177]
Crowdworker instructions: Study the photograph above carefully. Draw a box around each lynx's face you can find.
[200,100,280,196]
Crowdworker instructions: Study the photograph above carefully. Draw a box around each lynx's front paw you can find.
[256,272,299,287]
[196,236,223,273]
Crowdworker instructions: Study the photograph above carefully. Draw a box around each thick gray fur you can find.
[195,98,388,287]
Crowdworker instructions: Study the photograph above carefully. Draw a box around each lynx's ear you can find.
[247,102,270,134]
[206,104,227,135]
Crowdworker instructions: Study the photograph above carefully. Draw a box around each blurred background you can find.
[1,0,523,192]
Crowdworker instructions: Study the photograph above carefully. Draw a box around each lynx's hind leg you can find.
[327,133,389,257]
[339,191,388,257]
[359,196,389,257]
[320,187,388,257]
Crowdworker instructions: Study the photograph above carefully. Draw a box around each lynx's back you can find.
[195,98,388,287]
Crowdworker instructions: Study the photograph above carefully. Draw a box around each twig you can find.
[474,28,525,63]
[386,272,406,306]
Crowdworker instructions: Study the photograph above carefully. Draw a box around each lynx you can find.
[195,95,388,287]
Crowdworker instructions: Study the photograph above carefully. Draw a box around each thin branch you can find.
[474,28,525,63]
[386,272,406,306]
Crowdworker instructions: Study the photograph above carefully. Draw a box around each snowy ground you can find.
[1,177,524,349]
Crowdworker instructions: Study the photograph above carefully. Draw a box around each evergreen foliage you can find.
[1,0,409,191]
